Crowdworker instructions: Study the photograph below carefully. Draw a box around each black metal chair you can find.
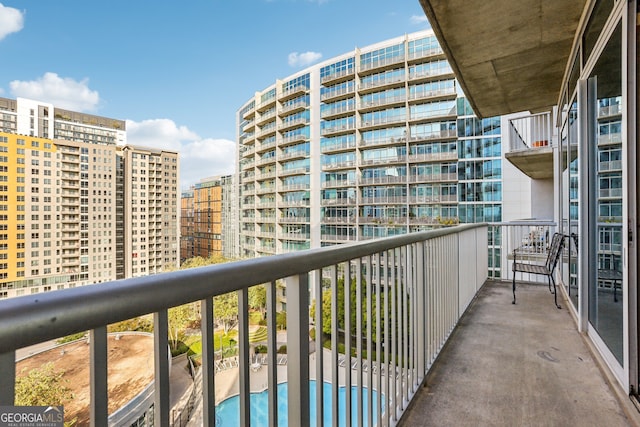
[512,233,565,309]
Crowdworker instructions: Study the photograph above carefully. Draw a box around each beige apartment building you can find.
[0,97,178,298]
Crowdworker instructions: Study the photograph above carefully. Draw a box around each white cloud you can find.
[126,119,236,189]
[288,51,322,68]
[0,3,24,41]
[10,72,100,112]
[410,14,431,26]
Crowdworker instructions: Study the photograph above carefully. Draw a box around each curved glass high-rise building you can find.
[236,30,511,258]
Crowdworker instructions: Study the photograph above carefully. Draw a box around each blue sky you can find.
[0,1,431,188]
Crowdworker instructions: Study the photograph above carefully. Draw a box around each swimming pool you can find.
[215,380,384,426]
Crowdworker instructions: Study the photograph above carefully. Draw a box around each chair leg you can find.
[550,275,561,309]
[614,280,619,303]
[512,273,516,304]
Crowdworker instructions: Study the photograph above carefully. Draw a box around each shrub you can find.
[254,345,267,354]
[277,345,287,354]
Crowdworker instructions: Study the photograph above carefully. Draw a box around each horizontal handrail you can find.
[0,223,486,353]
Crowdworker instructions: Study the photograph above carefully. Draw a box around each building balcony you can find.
[598,104,622,118]
[407,47,445,62]
[599,188,623,199]
[321,197,357,206]
[598,133,622,146]
[320,123,355,137]
[322,179,357,188]
[407,151,458,163]
[241,147,255,158]
[408,86,457,102]
[322,216,356,224]
[357,75,406,93]
[321,233,357,242]
[242,120,255,133]
[278,216,310,224]
[505,112,554,179]
[359,115,406,130]
[360,196,407,204]
[278,117,309,132]
[359,54,406,74]
[408,68,455,83]
[360,155,406,166]
[321,68,355,85]
[321,160,356,171]
[359,135,407,148]
[279,100,308,116]
[278,166,310,177]
[242,105,255,120]
[256,126,276,139]
[279,85,308,102]
[0,222,632,426]
[256,171,276,180]
[320,86,355,102]
[279,232,310,241]
[256,156,276,167]
[279,150,309,162]
[358,95,406,113]
[408,172,458,183]
[255,186,275,195]
[359,175,407,185]
[256,110,276,126]
[278,134,308,146]
[408,194,458,203]
[278,199,308,208]
[320,104,356,120]
[599,160,622,172]
[256,97,276,113]
[321,140,357,154]
[409,129,458,141]
[279,183,309,192]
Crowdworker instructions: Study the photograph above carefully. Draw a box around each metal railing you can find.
[508,112,552,151]
[0,224,488,427]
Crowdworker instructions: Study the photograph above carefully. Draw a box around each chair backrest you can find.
[545,233,565,272]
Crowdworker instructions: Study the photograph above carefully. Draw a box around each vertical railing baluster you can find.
[375,252,382,427]
[344,261,352,427]
[201,298,215,427]
[402,245,408,408]
[331,265,339,427]
[238,288,250,427]
[267,281,278,427]
[286,273,310,427]
[417,242,425,380]
[383,250,390,427]
[366,255,373,427]
[90,326,108,427]
[0,351,15,405]
[154,309,170,427]
[314,270,324,427]
[390,248,397,423]
[356,258,363,427]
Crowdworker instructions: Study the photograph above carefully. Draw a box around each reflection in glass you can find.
[588,22,623,363]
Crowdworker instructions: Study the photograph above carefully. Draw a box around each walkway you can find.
[400,281,637,426]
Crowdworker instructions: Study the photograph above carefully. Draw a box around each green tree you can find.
[214,292,238,334]
[168,303,199,351]
[248,284,267,314]
[16,363,76,426]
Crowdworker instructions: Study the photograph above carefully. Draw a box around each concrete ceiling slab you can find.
[419,0,586,118]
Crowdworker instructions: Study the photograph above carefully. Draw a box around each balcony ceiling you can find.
[419,0,587,118]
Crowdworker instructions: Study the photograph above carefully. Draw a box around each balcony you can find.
[278,117,309,132]
[320,103,356,120]
[256,110,276,126]
[279,85,308,102]
[0,223,632,426]
[359,54,406,74]
[505,112,554,179]
[359,135,407,149]
[279,99,308,116]
[407,46,445,62]
[360,115,406,130]
[321,68,355,85]
[320,123,355,137]
[320,86,355,102]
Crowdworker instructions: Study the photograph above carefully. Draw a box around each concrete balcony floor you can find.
[400,281,638,426]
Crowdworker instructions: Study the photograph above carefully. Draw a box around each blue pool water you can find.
[215,380,385,427]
